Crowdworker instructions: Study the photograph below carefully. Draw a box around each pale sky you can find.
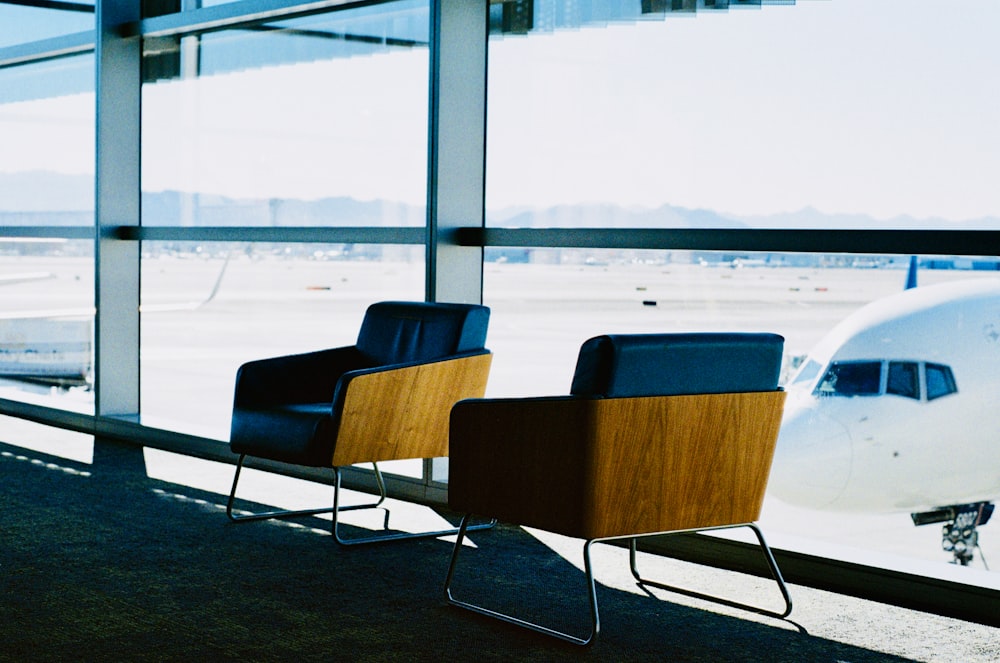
[2,0,999,221]
[485,0,1000,219]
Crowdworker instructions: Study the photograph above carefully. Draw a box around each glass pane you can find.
[0,50,94,106]
[816,362,882,397]
[198,2,428,73]
[139,241,424,439]
[926,363,958,401]
[0,3,93,48]
[484,0,1000,581]
[482,249,956,398]
[0,239,94,412]
[483,250,1000,577]
[486,0,1000,230]
[886,362,919,400]
[140,1,430,226]
[0,53,95,414]
[0,56,95,214]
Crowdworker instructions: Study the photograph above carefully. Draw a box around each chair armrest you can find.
[449,391,787,539]
[233,345,368,408]
[330,351,493,466]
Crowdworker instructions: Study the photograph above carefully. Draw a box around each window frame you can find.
[0,0,997,630]
[926,362,959,401]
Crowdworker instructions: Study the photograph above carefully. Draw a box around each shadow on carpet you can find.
[0,439,911,662]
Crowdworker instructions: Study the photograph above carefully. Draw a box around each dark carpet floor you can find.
[0,438,989,662]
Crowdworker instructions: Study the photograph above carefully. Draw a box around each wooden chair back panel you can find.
[449,398,594,535]
[332,353,492,467]
[583,391,786,538]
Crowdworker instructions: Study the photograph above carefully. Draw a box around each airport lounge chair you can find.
[227,300,493,545]
[444,332,792,645]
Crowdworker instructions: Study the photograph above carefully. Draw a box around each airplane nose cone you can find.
[768,397,852,510]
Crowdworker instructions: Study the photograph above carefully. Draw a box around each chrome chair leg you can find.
[331,468,495,546]
[444,514,601,646]
[445,519,792,645]
[226,454,365,522]
[227,455,494,546]
[628,523,793,619]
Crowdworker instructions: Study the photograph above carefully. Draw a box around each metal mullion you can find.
[0,0,93,11]
[0,31,94,69]
[124,0,388,39]
[120,225,426,244]
[424,0,488,489]
[94,0,141,418]
[463,227,1000,257]
[0,226,95,239]
[425,0,487,304]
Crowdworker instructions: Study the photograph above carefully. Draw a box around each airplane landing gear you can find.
[911,502,993,567]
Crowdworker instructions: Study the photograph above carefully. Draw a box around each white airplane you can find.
[769,268,1000,566]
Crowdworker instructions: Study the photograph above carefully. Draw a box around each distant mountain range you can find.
[1,171,996,230]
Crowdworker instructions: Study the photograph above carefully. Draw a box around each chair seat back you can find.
[449,332,787,539]
[570,332,784,398]
[355,301,490,366]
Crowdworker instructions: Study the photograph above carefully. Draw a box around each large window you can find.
[134,1,431,436]
[139,241,423,437]
[0,51,95,412]
[1,0,998,623]
[0,56,94,218]
[141,3,429,226]
[484,0,1000,581]
[0,2,93,48]
[486,0,1000,231]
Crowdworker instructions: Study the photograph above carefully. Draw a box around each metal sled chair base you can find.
[444,515,792,646]
[226,455,494,546]
[630,523,792,620]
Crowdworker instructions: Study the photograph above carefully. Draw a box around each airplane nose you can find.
[768,398,852,510]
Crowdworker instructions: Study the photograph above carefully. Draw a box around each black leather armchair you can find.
[227,300,493,545]
[445,333,791,644]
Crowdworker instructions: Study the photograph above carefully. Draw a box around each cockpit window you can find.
[926,363,957,400]
[813,359,957,400]
[886,361,919,400]
[815,361,882,396]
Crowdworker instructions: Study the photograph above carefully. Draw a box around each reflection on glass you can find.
[139,241,424,438]
[140,1,430,227]
[0,240,94,413]
[817,361,881,397]
[0,56,95,222]
[483,0,1000,580]
[0,51,94,416]
[483,249,1000,575]
[0,4,93,49]
[485,0,1000,231]
[198,2,428,75]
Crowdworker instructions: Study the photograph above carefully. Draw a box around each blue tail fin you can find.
[905,255,918,290]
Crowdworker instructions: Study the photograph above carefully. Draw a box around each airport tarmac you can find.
[0,251,997,582]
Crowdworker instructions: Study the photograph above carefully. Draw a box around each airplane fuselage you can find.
[768,278,1000,514]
